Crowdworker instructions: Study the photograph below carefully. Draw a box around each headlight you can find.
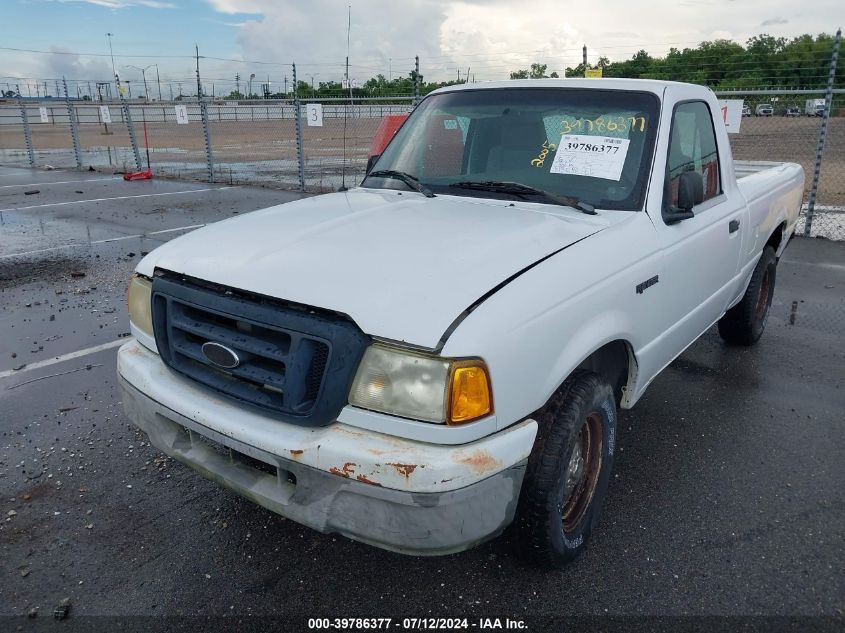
[127,274,154,338]
[349,344,493,425]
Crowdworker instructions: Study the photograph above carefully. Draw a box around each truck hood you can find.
[137,188,609,349]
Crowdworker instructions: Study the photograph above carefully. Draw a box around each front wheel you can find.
[718,246,777,346]
[516,371,617,568]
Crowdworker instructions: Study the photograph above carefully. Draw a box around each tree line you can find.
[560,34,841,89]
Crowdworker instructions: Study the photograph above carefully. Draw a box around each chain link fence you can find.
[717,89,844,240]
[1,84,843,241]
[0,93,414,193]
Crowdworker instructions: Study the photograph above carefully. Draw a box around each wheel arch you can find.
[766,221,788,258]
[573,339,638,408]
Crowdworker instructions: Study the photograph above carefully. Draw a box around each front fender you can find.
[441,212,662,430]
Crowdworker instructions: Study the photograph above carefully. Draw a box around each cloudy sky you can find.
[1,0,841,94]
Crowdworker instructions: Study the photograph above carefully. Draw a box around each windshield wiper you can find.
[448,181,596,215]
[365,170,435,198]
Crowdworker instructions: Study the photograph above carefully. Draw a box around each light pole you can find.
[307,74,318,93]
[248,73,255,99]
[126,64,155,101]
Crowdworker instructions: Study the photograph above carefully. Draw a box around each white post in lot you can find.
[805,28,841,236]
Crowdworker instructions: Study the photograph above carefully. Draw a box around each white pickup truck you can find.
[118,79,804,567]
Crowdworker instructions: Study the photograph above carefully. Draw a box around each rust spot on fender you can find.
[355,474,383,487]
[387,463,417,477]
[329,467,348,478]
[289,449,304,459]
[454,450,502,475]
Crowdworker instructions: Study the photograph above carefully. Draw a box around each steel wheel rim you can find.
[561,412,603,533]
[755,268,772,323]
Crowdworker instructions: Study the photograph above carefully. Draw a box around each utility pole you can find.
[414,55,420,104]
[583,44,588,68]
[235,73,240,97]
[345,5,352,105]
[196,46,203,98]
[107,33,116,78]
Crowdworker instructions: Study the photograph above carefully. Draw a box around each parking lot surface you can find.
[0,166,843,627]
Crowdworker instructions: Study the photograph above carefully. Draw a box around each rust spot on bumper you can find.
[355,474,383,487]
[330,462,358,478]
[289,449,304,459]
[455,450,502,475]
[387,463,417,477]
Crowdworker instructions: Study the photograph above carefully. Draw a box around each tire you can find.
[718,245,777,346]
[516,371,617,568]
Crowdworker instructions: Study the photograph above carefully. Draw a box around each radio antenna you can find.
[339,5,352,192]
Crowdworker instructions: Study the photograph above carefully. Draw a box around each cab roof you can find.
[428,77,711,98]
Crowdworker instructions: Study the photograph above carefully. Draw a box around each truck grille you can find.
[151,272,370,426]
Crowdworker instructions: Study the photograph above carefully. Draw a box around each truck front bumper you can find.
[118,340,536,555]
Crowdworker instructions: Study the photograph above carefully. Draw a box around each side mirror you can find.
[365,154,380,175]
[663,170,704,224]
[678,171,704,211]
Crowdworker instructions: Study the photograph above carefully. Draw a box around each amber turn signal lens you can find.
[448,363,492,424]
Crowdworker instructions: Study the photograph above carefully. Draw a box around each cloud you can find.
[760,17,788,27]
[229,1,448,82]
[56,0,175,8]
[205,0,266,14]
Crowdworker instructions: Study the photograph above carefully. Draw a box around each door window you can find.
[665,101,721,210]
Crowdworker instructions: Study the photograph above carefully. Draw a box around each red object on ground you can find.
[369,114,409,157]
[123,169,153,181]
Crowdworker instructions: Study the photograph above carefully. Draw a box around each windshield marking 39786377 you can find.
[364,87,660,211]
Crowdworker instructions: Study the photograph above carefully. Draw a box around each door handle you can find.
[729,219,740,233]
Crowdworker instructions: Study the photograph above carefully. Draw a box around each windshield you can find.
[364,87,660,211]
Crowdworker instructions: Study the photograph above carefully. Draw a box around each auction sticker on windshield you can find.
[550,134,630,181]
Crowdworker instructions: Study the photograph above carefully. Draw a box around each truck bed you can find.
[734,160,805,254]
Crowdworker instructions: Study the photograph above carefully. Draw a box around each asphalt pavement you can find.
[0,166,842,629]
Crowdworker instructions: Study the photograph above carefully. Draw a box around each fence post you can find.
[196,47,215,183]
[414,55,420,105]
[63,77,83,169]
[805,28,841,237]
[116,76,143,171]
[293,63,306,192]
[17,93,35,167]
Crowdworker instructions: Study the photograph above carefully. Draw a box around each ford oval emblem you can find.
[201,342,240,369]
